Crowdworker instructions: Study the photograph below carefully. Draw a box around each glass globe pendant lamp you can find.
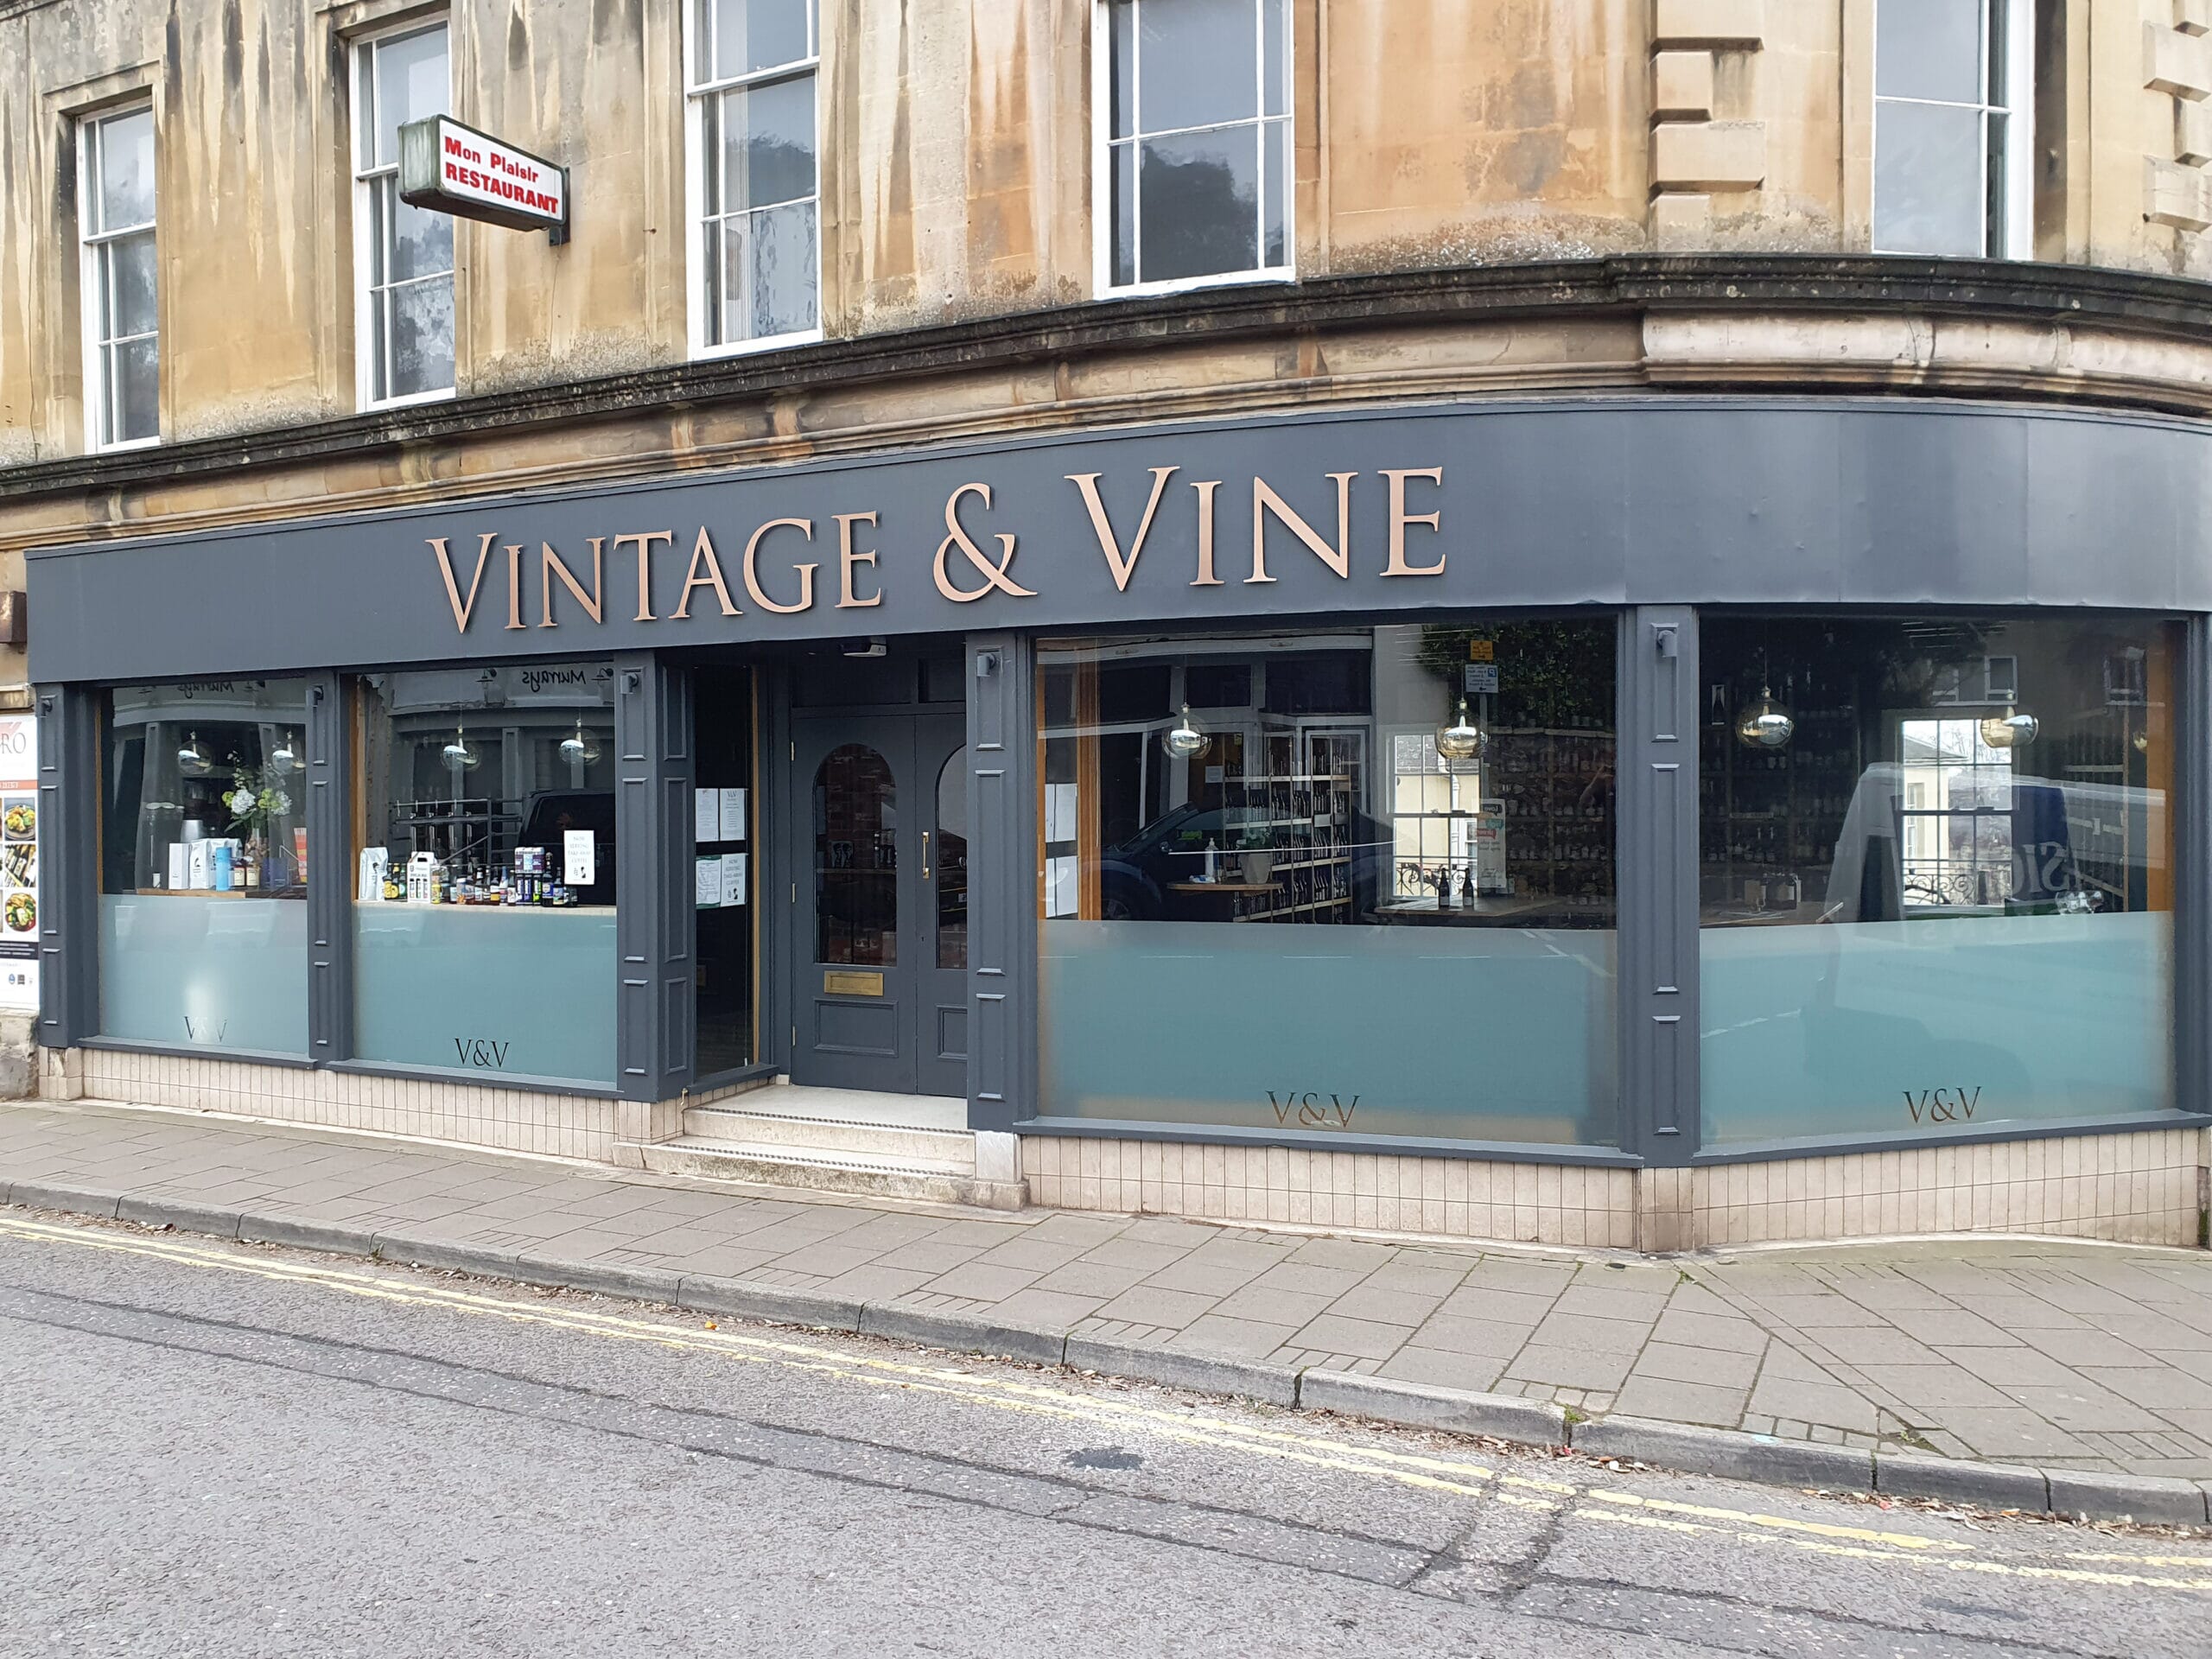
[442,724,482,772]
[1161,704,1210,761]
[270,730,301,772]
[1733,684,1795,751]
[1978,708,2038,749]
[176,732,213,776]
[1436,697,1484,763]
[559,717,601,766]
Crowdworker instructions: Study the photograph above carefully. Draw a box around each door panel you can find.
[791,711,969,1097]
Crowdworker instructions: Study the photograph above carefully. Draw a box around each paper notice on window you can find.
[1046,855,1078,918]
[563,830,596,887]
[695,855,722,908]
[721,852,747,906]
[1044,783,1078,844]
[719,788,747,842]
[695,788,720,844]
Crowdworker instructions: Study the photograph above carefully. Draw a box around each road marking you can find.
[6,1212,2210,1595]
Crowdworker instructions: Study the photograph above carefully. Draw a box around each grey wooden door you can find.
[791,712,967,1096]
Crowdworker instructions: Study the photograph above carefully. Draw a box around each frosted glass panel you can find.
[354,904,616,1084]
[99,894,308,1052]
[1701,912,2172,1144]
[1041,921,1617,1145]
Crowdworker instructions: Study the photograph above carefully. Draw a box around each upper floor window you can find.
[79,105,158,450]
[687,0,820,355]
[1873,0,2031,258]
[1100,0,1291,294]
[351,22,454,407]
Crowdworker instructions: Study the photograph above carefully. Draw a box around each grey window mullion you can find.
[304,671,352,1064]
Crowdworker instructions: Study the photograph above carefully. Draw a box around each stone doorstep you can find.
[7,1181,2209,1530]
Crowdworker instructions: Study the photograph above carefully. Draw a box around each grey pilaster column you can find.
[35,683,98,1052]
[614,654,695,1103]
[1618,607,1700,1163]
[303,671,350,1064]
[965,632,1038,1135]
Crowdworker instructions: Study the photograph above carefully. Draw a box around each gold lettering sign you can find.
[823,969,885,996]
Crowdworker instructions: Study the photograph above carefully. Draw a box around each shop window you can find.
[1698,615,2182,1147]
[351,21,454,407]
[1873,0,2031,257]
[694,666,757,1078]
[79,104,159,450]
[352,664,618,1084]
[1038,622,1618,1146]
[936,747,968,970]
[98,679,311,1053]
[1101,0,1292,292]
[814,744,897,966]
[688,0,820,354]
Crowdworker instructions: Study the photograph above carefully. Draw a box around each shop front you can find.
[26,395,2212,1246]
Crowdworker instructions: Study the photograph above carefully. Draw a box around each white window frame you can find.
[78,102,160,454]
[350,18,455,411]
[683,0,823,361]
[1091,0,1295,300]
[1871,0,2033,260]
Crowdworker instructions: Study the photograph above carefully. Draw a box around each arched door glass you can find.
[936,747,969,969]
[815,744,896,965]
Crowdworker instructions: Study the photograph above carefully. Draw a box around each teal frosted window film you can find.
[1035,621,1619,1145]
[99,677,313,1054]
[99,894,308,1052]
[1698,615,2181,1146]
[353,664,620,1084]
[354,904,617,1083]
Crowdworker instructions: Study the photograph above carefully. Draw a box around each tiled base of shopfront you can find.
[35,1046,2211,1252]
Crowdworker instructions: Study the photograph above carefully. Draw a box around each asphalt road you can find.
[2,1210,2209,1658]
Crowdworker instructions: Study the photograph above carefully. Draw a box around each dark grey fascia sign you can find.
[399,115,569,245]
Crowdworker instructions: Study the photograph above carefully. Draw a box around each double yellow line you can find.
[4,1213,2209,1595]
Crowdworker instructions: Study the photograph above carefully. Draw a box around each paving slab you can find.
[3,1098,2211,1518]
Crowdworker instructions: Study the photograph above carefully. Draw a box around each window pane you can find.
[99,679,313,1054]
[1109,0,1136,140]
[1037,623,1619,1145]
[390,193,454,283]
[1698,616,2182,1146]
[724,198,817,340]
[1139,124,1258,283]
[1262,0,1287,118]
[113,337,158,443]
[1138,0,1258,132]
[937,748,968,970]
[388,275,454,398]
[373,26,448,168]
[1110,141,1136,286]
[719,75,816,212]
[1874,99,1985,255]
[1262,118,1288,267]
[1876,0,1983,105]
[96,108,156,232]
[712,0,811,79]
[816,744,897,967]
[353,664,620,1084]
[105,232,157,340]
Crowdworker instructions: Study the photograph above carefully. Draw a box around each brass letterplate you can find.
[823,970,885,996]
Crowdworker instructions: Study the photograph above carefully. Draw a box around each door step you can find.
[627,1090,1023,1210]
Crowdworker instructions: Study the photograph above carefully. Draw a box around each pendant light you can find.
[1435,697,1484,763]
[559,717,601,766]
[1734,653,1795,751]
[1162,704,1210,761]
[177,732,212,776]
[442,724,482,772]
[1978,708,2037,749]
[270,731,301,772]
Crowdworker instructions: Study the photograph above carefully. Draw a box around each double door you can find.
[791,712,968,1096]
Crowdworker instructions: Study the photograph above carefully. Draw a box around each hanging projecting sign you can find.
[398,116,568,243]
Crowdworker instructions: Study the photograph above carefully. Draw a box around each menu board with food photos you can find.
[0,716,35,1012]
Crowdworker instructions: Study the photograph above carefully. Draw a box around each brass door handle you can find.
[922,830,931,880]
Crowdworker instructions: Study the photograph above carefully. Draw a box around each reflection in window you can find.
[99,679,312,1053]
[816,743,897,966]
[1699,616,2181,1146]
[937,748,968,970]
[1104,0,1290,289]
[1037,622,1618,1145]
[1873,0,2029,257]
[352,22,454,404]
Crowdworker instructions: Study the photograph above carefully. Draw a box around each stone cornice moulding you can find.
[13,256,2212,518]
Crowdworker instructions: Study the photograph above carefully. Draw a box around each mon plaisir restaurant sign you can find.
[29,399,2212,683]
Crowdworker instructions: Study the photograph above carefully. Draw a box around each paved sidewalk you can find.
[6,1098,2212,1501]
